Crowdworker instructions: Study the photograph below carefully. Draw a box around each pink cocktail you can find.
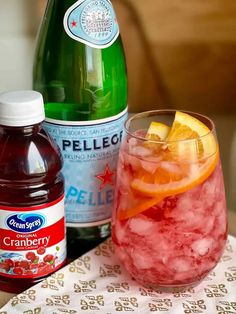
[112,110,227,291]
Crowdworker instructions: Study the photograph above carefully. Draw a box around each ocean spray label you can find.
[6,213,46,233]
[63,0,119,48]
[0,196,66,279]
[44,108,127,227]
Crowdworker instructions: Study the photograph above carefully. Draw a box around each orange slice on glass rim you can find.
[131,111,219,197]
[166,111,217,158]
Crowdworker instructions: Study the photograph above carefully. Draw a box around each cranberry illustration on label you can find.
[37,247,46,255]
[13,267,23,275]
[0,246,61,278]
[26,252,36,262]
[0,198,65,279]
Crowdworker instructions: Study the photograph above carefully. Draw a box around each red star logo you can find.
[71,20,77,28]
[95,164,115,190]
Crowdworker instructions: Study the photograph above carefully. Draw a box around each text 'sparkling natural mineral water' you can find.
[0,91,66,293]
[33,0,128,257]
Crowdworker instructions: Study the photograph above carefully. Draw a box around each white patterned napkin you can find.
[0,236,236,314]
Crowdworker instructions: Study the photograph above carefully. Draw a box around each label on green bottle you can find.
[44,108,127,227]
[64,0,119,48]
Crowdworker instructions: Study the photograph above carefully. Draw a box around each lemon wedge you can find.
[146,121,170,141]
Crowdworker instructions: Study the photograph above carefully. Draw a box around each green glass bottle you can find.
[33,0,128,258]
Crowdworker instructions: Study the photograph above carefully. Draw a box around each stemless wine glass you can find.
[112,110,227,291]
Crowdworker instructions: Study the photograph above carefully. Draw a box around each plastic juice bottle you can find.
[0,90,66,293]
[33,0,128,257]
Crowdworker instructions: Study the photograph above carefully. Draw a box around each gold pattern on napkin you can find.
[0,236,236,313]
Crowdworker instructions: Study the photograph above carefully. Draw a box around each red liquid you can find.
[0,124,65,293]
[112,136,227,290]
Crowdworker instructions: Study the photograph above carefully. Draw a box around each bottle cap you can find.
[0,90,45,127]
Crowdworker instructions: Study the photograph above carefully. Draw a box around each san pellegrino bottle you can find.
[33,0,128,257]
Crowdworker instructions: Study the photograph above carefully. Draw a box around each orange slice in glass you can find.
[131,155,218,197]
[117,194,162,220]
[131,111,219,197]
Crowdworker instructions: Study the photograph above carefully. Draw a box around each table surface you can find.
[0,210,235,308]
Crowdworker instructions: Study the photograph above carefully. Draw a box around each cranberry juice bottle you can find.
[0,90,66,293]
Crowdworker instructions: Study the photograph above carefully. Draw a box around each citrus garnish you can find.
[146,121,170,141]
[131,154,218,197]
[117,194,162,220]
[166,111,217,159]
[144,121,170,152]
[130,111,219,197]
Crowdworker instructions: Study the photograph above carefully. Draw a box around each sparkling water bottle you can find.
[33,0,128,257]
